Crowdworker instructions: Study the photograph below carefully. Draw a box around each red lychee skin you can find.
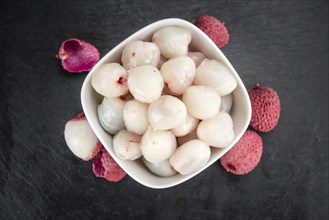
[92,148,127,182]
[194,15,229,48]
[57,38,100,73]
[70,112,86,121]
[92,153,105,177]
[248,84,281,132]
[220,130,263,175]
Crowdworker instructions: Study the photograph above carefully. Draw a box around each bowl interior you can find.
[81,18,251,189]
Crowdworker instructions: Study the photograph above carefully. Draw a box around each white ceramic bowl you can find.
[81,18,251,189]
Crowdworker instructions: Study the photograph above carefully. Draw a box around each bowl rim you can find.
[81,18,251,189]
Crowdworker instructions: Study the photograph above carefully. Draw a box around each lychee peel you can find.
[220,130,263,175]
[195,15,229,48]
[92,153,105,177]
[248,83,281,132]
[92,148,127,182]
[57,38,100,73]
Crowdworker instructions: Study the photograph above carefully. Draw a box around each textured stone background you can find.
[0,0,328,219]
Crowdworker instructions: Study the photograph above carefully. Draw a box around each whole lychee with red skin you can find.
[220,130,263,175]
[194,15,229,48]
[93,148,127,182]
[248,83,281,132]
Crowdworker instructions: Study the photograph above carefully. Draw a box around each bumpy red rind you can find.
[195,15,229,48]
[220,130,263,175]
[92,148,127,182]
[248,83,281,132]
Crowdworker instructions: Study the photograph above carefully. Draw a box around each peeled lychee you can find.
[121,40,160,69]
[219,93,233,113]
[182,85,221,120]
[64,112,102,161]
[152,26,191,58]
[92,148,127,182]
[194,58,237,96]
[248,83,281,132]
[127,65,164,103]
[143,158,177,177]
[57,38,100,73]
[148,95,187,130]
[140,128,177,163]
[171,113,199,137]
[170,139,211,175]
[91,63,128,98]
[220,130,263,175]
[123,99,150,135]
[194,15,229,48]
[197,112,234,148]
[113,130,142,160]
[97,97,126,135]
[160,56,196,96]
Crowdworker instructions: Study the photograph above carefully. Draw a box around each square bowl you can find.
[81,18,251,189]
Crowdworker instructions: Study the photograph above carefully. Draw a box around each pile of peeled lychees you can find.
[60,15,280,183]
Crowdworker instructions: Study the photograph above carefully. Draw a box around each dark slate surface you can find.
[0,0,328,219]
